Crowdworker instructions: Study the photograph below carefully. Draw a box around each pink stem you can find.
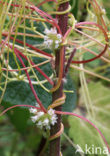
[56,110,110,153]
[2,36,53,85]
[1,104,109,153]
[15,51,47,112]
[0,0,61,34]
[0,105,40,117]
[31,5,61,34]
[69,21,108,64]
[63,27,72,41]
[2,34,52,58]
[37,0,57,8]
[16,50,53,85]
[1,63,49,72]
[4,42,47,112]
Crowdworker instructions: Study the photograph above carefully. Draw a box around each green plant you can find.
[0,0,110,155]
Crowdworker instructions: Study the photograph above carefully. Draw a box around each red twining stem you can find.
[0,0,61,34]
[64,47,76,76]
[15,50,47,113]
[2,34,52,57]
[50,46,64,92]
[16,49,53,85]
[2,35,53,85]
[37,0,57,8]
[4,41,47,112]
[71,22,109,64]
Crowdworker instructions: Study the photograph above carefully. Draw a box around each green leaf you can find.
[2,101,30,133]
[1,67,77,131]
[63,75,77,112]
[68,82,110,155]
[2,74,76,110]
[70,0,79,18]
[1,17,77,133]
[84,47,100,67]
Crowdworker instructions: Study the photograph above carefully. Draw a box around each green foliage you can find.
[2,74,76,111]
[103,0,110,19]
[68,82,110,155]
[2,101,30,133]
[0,118,42,156]
[84,47,101,67]
[70,0,79,18]
[0,0,110,155]
[63,75,77,111]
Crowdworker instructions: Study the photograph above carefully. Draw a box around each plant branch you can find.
[49,1,69,156]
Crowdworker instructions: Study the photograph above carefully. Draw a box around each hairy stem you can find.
[49,1,69,156]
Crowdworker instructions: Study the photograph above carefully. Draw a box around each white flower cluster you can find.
[29,108,58,130]
[101,8,106,15]
[44,27,62,49]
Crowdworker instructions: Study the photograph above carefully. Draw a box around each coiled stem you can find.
[49,0,70,155]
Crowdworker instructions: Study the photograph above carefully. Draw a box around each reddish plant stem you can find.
[64,48,76,77]
[2,34,52,57]
[4,41,47,112]
[50,2,69,156]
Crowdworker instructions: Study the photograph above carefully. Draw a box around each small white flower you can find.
[102,8,106,15]
[75,20,77,24]
[44,28,50,34]
[48,108,55,115]
[30,108,58,129]
[55,40,59,44]
[43,118,49,126]
[57,34,62,39]
[37,121,43,129]
[44,27,62,49]
[52,28,57,34]
[46,125,50,129]
[55,44,59,49]
[37,111,44,117]
[48,109,57,126]
[63,78,67,84]
[51,119,57,125]
[35,103,39,107]
[44,39,53,48]
[29,108,37,114]
[50,114,58,125]
[44,36,49,40]
[31,115,39,123]
[48,39,53,45]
